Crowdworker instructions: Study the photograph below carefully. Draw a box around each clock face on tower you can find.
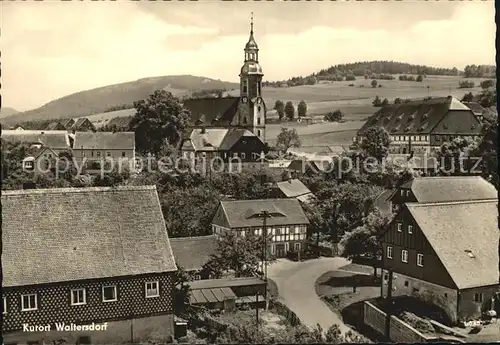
[242,96,248,103]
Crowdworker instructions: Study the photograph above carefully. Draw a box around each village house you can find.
[380,176,499,324]
[45,121,66,131]
[2,185,178,345]
[211,198,309,258]
[356,96,483,154]
[72,132,135,169]
[169,235,219,280]
[380,199,499,325]
[273,178,315,204]
[286,158,331,177]
[22,146,61,174]
[1,130,71,155]
[61,118,76,130]
[72,118,96,132]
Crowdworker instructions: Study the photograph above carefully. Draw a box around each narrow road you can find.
[267,257,352,333]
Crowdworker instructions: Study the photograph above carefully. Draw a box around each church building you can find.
[180,15,268,166]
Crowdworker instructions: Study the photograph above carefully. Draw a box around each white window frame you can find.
[3,297,7,314]
[408,225,413,234]
[271,245,275,255]
[400,190,404,196]
[241,153,246,159]
[70,288,86,306]
[145,281,160,298]
[406,190,410,197]
[294,243,301,251]
[401,250,409,263]
[102,285,118,302]
[387,246,393,259]
[397,223,402,232]
[21,293,38,311]
[194,275,201,281]
[96,151,101,157]
[417,253,424,267]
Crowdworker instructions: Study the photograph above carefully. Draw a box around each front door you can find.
[276,244,286,258]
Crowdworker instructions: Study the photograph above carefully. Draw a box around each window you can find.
[194,275,201,281]
[400,190,404,196]
[257,117,261,125]
[3,297,7,314]
[122,152,126,157]
[408,225,413,234]
[107,152,111,157]
[417,254,424,267]
[145,281,159,298]
[295,243,301,251]
[257,130,261,137]
[241,153,246,159]
[70,288,86,306]
[387,246,393,259]
[406,190,410,197]
[271,245,275,255]
[102,285,117,302]
[474,293,483,303]
[397,223,402,232]
[91,151,94,157]
[401,250,408,263]
[404,281,409,287]
[82,152,86,157]
[21,294,37,311]
[96,151,101,157]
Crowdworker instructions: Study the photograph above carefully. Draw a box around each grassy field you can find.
[78,75,487,148]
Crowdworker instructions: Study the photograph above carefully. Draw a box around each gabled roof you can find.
[189,128,229,151]
[400,176,497,203]
[217,198,309,228]
[45,122,64,130]
[73,131,135,150]
[463,102,486,116]
[183,97,240,126]
[357,96,473,136]
[61,118,75,128]
[219,128,263,150]
[1,130,70,149]
[373,189,394,214]
[2,186,177,287]
[169,235,219,271]
[276,179,312,198]
[105,116,133,129]
[406,200,498,289]
[73,117,94,128]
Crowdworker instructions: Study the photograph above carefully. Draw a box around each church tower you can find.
[238,13,266,141]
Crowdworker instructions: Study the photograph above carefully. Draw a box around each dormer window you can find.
[400,190,404,196]
[408,225,413,234]
[397,223,402,232]
[406,190,410,197]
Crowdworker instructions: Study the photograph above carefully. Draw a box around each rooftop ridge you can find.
[169,234,217,242]
[2,185,157,196]
[221,198,299,203]
[405,198,498,207]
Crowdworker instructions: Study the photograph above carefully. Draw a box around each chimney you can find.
[22,182,37,190]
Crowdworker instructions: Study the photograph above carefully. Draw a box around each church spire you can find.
[250,12,254,35]
[244,12,259,62]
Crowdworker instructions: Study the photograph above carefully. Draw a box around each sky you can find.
[2,1,496,111]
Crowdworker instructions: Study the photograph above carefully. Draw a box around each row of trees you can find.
[463,64,496,78]
[274,100,308,121]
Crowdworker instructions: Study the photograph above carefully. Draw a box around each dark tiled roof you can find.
[183,97,240,126]
[170,235,219,271]
[2,186,177,287]
[73,131,135,150]
[406,200,498,289]
[45,122,64,130]
[73,118,92,128]
[219,198,310,228]
[276,179,312,198]
[61,118,75,128]
[357,96,472,136]
[1,130,70,149]
[188,128,228,151]
[219,128,262,150]
[106,116,133,129]
[190,287,236,304]
[463,102,486,115]
[401,176,498,203]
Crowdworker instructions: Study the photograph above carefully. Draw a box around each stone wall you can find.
[363,301,433,343]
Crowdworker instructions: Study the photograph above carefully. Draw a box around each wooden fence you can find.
[269,299,302,327]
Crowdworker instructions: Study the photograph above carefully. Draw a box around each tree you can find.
[129,90,191,156]
[473,117,498,188]
[479,88,497,108]
[340,209,394,276]
[324,110,344,122]
[371,80,378,88]
[276,128,301,153]
[202,231,275,279]
[274,100,285,120]
[173,266,192,316]
[436,137,478,176]
[416,75,423,82]
[284,101,295,120]
[372,96,382,107]
[381,98,389,106]
[480,79,494,90]
[297,100,307,117]
[394,98,402,104]
[461,92,474,102]
[360,126,391,161]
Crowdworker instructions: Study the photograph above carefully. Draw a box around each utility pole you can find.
[254,210,271,310]
[255,292,259,326]
[385,270,394,341]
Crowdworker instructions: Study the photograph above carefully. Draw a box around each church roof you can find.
[357,96,476,136]
[241,61,263,75]
[183,97,240,126]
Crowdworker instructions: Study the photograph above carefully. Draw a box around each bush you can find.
[458,80,475,89]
